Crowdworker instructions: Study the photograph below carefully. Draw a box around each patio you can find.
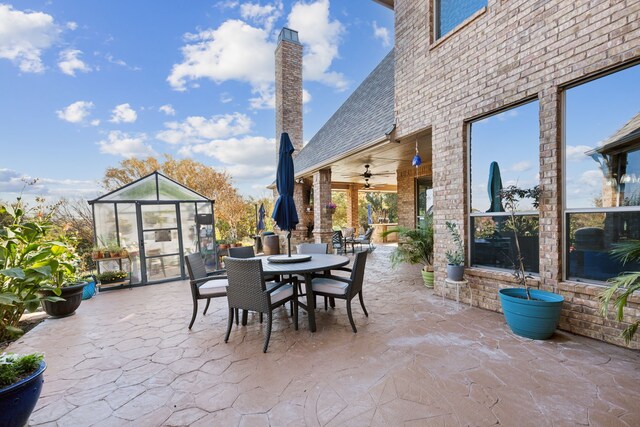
[9,246,640,426]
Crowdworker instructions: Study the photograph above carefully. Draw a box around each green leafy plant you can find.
[445,221,464,265]
[499,185,541,300]
[599,240,640,344]
[0,200,80,340]
[0,352,44,388]
[384,216,434,271]
[97,270,128,283]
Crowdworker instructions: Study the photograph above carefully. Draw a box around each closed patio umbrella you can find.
[487,161,505,213]
[271,133,299,256]
[257,203,266,234]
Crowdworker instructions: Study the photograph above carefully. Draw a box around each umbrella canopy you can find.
[257,203,266,233]
[272,132,299,233]
[487,161,505,213]
[367,204,372,224]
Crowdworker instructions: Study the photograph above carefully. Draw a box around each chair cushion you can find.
[311,278,348,296]
[199,279,228,297]
[270,283,294,304]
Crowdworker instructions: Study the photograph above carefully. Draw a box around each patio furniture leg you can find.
[242,309,248,326]
[346,300,357,333]
[290,300,293,316]
[203,298,210,315]
[263,313,272,353]
[235,308,239,325]
[188,300,198,329]
[293,299,298,331]
[324,296,328,310]
[359,292,368,316]
[304,273,317,332]
[330,297,335,308]
[225,307,234,342]
[260,313,263,323]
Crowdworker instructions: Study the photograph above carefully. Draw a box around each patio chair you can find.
[296,243,335,310]
[224,257,298,353]
[342,227,356,253]
[352,227,375,252]
[332,230,345,254]
[184,253,228,329]
[311,250,369,332]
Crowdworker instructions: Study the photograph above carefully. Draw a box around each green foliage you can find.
[385,216,434,270]
[97,270,128,283]
[445,221,464,265]
[0,352,44,388]
[599,240,640,344]
[1,199,80,340]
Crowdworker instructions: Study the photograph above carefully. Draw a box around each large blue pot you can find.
[0,361,46,427]
[498,288,564,340]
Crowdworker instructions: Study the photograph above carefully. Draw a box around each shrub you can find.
[0,352,44,388]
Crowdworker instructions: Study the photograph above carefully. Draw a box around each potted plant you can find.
[599,240,640,344]
[497,185,564,340]
[107,243,121,259]
[97,270,128,285]
[91,245,103,260]
[38,266,87,318]
[1,200,80,340]
[0,352,46,427]
[445,221,465,281]
[326,202,337,215]
[383,216,434,287]
[218,240,229,250]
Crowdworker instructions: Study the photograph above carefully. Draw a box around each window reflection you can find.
[565,64,640,282]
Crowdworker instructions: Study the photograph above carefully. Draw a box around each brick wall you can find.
[393,0,640,348]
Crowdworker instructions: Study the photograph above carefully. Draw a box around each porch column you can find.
[346,184,359,230]
[313,168,333,244]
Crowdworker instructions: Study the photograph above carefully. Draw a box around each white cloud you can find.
[105,54,141,71]
[0,168,98,198]
[56,100,94,123]
[287,0,347,91]
[159,104,176,116]
[110,103,137,123]
[510,161,532,173]
[566,145,593,162]
[66,21,78,31]
[98,131,156,158]
[179,135,276,180]
[167,19,274,92]
[302,88,311,104]
[156,113,253,144]
[579,169,603,187]
[240,1,283,33]
[249,83,275,109]
[0,4,60,73]
[90,119,100,126]
[58,49,91,76]
[372,21,390,47]
[220,92,233,103]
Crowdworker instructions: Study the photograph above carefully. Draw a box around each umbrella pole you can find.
[287,231,292,257]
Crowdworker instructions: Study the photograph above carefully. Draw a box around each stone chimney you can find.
[275,27,303,157]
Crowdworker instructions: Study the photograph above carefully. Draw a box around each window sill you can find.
[430,6,487,51]
[466,266,541,286]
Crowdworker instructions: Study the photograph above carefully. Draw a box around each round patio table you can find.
[258,254,350,332]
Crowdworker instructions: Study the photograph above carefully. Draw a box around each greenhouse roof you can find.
[89,171,212,203]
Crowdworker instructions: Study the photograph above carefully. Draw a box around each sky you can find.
[0,0,393,202]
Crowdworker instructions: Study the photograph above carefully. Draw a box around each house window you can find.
[416,177,433,228]
[564,64,640,282]
[435,0,487,39]
[469,101,540,273]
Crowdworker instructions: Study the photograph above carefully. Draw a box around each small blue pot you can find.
[498,288,564,340]
[0,361,46,427]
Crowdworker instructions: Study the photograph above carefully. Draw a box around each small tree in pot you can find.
[383,216,434,287]
[445,221,465,281]
[497,185,564,340]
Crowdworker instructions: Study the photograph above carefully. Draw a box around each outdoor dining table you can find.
[257,254,350,332]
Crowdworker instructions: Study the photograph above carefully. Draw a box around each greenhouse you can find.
[88,171,217,286]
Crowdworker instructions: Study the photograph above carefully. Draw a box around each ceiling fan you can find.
[362,178,377,190]
[346,164,394,180]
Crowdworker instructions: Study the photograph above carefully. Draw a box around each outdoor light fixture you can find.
[412,138,422,167]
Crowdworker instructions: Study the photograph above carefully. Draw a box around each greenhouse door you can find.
[137,202,185,284]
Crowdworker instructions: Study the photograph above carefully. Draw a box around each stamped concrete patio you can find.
[9,246,640,426]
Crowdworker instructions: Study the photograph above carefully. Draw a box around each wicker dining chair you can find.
[184,253,228,329]
[224,257,298,353]
[295,243,334,309]
[311,250,369,332]
[331,230,344,254]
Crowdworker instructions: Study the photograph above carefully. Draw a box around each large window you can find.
[469,101,540,273]
[564,64,640,282]
[435,0,487,39]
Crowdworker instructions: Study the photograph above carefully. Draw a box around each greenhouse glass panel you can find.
[180,203,198,256]
[100,174,158,201]
[117,203,141,283]
[158,174,203,200]
[146,254,181,282]
[141,204,178,229]
[94,203,117,247]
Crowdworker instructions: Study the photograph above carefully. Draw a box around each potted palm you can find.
[0,352,46,427]
[383,216,434,287]
[497,185,564,340]
[445,221,465,281]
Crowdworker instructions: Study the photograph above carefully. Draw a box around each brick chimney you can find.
[275,27,303,158]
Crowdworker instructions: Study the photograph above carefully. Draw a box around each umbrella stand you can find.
[287,231,292,257]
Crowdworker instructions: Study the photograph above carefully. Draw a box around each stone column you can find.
[313,169,333,244]
[346,184,360,230]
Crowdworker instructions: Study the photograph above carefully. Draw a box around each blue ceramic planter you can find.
[498,288,564,340]
[0,361,46,427]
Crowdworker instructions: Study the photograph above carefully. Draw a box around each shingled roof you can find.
[294,49,394,175]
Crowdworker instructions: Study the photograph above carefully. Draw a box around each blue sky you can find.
[0,0,393,201]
